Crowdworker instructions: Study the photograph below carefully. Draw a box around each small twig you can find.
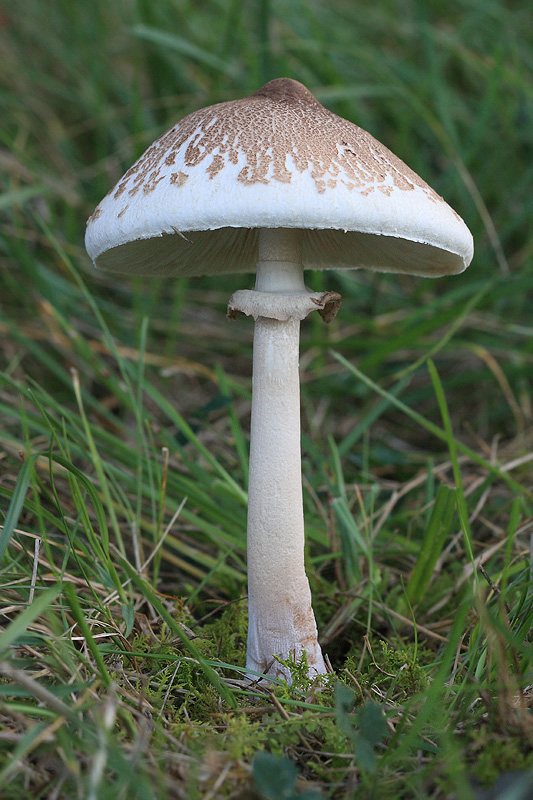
[158,661,182,720]
[269,691,312,749]
[427,536,509,617]
[371,601,458,646]
[371,489,399,541]
[358,635,369,673]
[170,225,193,244]
[324,652,334,674]
[268,691,291,720]
[478,564,511,615]
[344,668,365,702]
[28,537,42,604]
[102,496,187,606]
[446,632,469,695]
[202,761,232,800]
[364,635,396,677]
[131,521,143,573]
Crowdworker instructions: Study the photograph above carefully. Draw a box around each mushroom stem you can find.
[245,228,327,682]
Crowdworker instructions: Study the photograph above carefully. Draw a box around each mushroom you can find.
[85,78,473,683]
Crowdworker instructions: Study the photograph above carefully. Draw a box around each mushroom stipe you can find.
[86,78,473,684]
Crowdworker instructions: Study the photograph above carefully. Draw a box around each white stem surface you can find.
[244,229,327,681]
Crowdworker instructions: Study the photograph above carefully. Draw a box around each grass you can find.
[1,0,532,797]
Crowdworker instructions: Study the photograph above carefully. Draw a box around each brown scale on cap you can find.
[87,207,103,223]
[169,171,189,187]
[90,78,444,222]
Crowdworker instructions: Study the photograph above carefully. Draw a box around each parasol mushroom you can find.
[85,78,473,683]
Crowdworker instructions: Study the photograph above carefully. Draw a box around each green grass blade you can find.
[337,374,411,458]
[332,351,529,497]
[216,364,249,487]
[132,25,238,77]
[63,582,112,688]
[71,367,126,558]
[142,381,247,505]
[406,484,457,606]
[427,359,476,573]
[0,185,51,210]
[0,584,61,656]
[387,600,470,763]
[0,454,37,562]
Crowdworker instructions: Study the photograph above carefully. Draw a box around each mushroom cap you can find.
[85,78,473,278]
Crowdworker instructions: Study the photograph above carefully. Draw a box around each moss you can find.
[124,601,249,721]
[198,600,248,670]
[214,713,271,760]
[344,638,429,700]
[472,732,533,786]
[271,651,336,699]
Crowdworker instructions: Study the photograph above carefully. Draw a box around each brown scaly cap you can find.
[86,78,474,278]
